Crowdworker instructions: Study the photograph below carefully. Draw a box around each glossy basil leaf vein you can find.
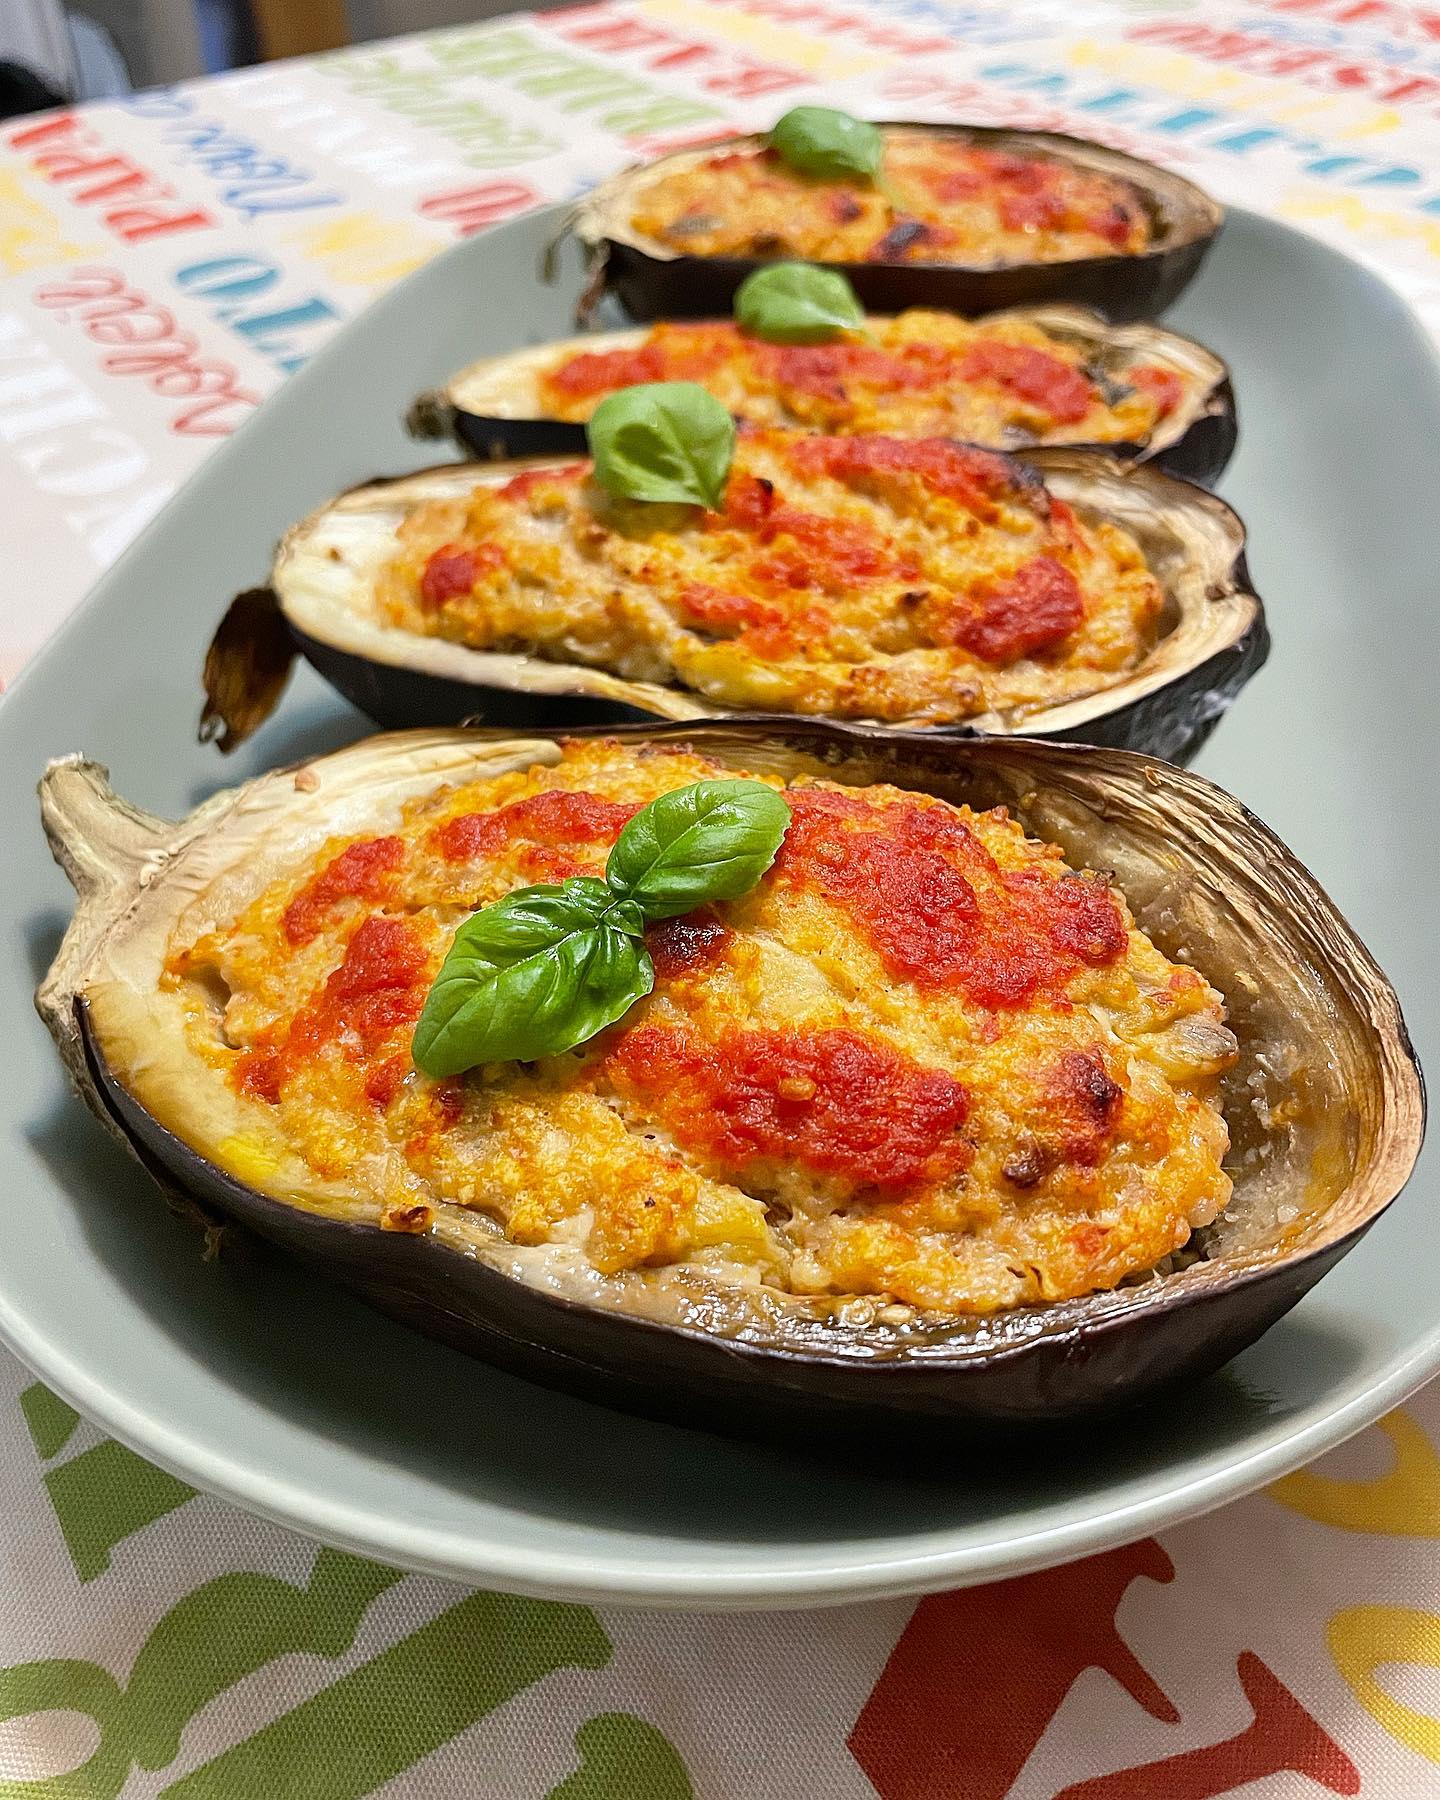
[451,880,609,955]
[735,263,866,345]
[587,380,736,510]
[607,779,792,920]
[412,780,791,1076]
[767,105,883,183]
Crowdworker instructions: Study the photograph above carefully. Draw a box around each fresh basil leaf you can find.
[412,777,793,1077]
[735,262,866,345]
[449,883,608,959]
[607,779,791,921]
[587,381,736,510]
[559,875,613,914]
[412,911,652,1078]
[767,106,883,184]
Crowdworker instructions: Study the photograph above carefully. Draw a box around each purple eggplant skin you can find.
[452,413,589,463]
[601,235,1215,329]
[73,996,1365,1442]
[578,124,1225,328]
[291,545,1269,772]
[1149,375,1237,488]
[446,375,1238,490]
[291,621,652,735]
[1035,550,1269,768]
[293,611,1269,771]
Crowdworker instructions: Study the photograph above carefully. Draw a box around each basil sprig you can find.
[735,262,866,345]
[587,381,736,510]
[767,105,883,184]
[412,779,791,1077]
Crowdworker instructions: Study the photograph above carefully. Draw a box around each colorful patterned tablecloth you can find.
[4,2,1440,1793]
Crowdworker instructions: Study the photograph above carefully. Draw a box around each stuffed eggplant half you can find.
[572,123,1222,323]
[201,437,1265,766]
[412,305,1236,487]
[38,723,1422,1436]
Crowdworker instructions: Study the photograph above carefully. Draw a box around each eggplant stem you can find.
[405,390,451,441]
[200,587,297,754]
[39,757,170,899]
[574,247,609,328]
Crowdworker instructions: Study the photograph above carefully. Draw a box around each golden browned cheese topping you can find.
[378,431,1164,726]
[537,313,1188,445]
[630,139,1151,266]
[164,740,1236,1319]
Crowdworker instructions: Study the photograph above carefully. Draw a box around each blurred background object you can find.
[346,0,571,38]
[1,0,206,106]
[2,0,139,113]
[0,0,583,111]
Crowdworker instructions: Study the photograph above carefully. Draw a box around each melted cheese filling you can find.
[165,740,1236,1319]
[537,313,1187,446]
[629,139,1152,266]
[376,431,1164,727]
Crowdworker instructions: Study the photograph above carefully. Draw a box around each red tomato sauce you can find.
[497,464,586,503]
[774,789,1126,1008]
[678,580,830,657]
[949,556,1085,663]
[236,915,429,1104]
[282,837,405,946]
[364,1052,410,1112]
[749,508,915,592]
[419,542,505,608]
[432,790,641,877]
[956,339,1093,423]
[1089,202,1140,249]
[1128,364,1183,415]
[722,470,776,528]
[784,434,1018,512]
[646,911,733,981]
[998,188,1068,234]
[757,341,947,400]
[542,326,735,403]
[542,343,665,399]
[606,1024,972,1194]
[677,582,785,637]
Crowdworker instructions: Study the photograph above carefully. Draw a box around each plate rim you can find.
[4,1273,1439,1608]
[5,202,1439,1609]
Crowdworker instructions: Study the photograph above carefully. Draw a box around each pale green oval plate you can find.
[2,207,1435,1608]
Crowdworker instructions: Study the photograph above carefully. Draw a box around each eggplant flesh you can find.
[411,305,1237,489]
[571,124,1224,326]
[201,451,1267,768]
[37,723,1423,1437]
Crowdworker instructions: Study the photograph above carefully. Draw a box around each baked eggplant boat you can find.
[571,121,1222,323]
[37,723,1423,1436]
[411,305,1236,487]
[201,437,1265,766]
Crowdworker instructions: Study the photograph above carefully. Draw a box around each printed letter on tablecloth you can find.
[848,1539,1357,1799]
[848,1538,1179,1799]
[4,1385,698,1795]
[547,1713,695,1799]
[1050,1655,1358,1798]
[1271,1409,1440,1537]
[1330,1605,1440,1764]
